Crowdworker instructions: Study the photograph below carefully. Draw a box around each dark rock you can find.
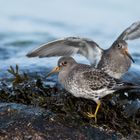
[0,70,139,140]
[0,103,119,140]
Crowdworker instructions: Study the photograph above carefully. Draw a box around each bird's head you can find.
[111,40,135,63]
[46,56,77,77]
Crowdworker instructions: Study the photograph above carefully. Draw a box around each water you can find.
[0,0,140,77]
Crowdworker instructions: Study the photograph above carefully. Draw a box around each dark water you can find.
[0,1,140,83]
[0,0,140,76]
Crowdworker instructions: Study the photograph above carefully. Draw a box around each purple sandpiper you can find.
[46,56,140,122]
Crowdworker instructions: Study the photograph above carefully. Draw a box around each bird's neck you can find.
[58,64,77,86]
[58,71,68,85]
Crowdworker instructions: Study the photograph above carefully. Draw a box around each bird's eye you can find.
[64,61,67,65]
[60,61,67,66]
[117,44,122,48]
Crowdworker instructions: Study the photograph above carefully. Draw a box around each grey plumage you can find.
[117,21,140,40]
[47,56,140,122]
[97,40,133,78]
[27,21,140,79]
[27,37,103,67]
[49,56,139,103]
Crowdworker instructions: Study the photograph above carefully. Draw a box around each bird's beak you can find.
[46,66,60,78]
[124,48,135,63]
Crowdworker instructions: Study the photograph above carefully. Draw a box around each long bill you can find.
[46,66,60,78]
[124,48,135,63]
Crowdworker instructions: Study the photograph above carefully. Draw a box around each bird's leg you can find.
[86,100,101,123]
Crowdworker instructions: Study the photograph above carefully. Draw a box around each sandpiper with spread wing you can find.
[27,21,140,79]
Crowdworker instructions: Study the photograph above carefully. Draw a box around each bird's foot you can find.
[85,100,101,123]
[86,112,97,123]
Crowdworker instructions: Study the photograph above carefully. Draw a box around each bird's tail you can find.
[113,82,140,91]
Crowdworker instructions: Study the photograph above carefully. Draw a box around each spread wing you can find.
[117,21,140,41]
[26,37,103,66]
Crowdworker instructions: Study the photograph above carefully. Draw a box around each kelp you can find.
[0,65,139,139]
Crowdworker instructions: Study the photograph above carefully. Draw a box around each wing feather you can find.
[117,21,140,41]
[82,69,116,90]
[26,37,103,66]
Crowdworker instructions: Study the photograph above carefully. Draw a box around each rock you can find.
[0,103,119,140]
[0,72,139,140]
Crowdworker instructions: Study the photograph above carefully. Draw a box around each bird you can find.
[26,21,140,79]
[46,56,140,122]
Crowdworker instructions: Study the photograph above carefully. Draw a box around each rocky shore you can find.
[0,66,139,140]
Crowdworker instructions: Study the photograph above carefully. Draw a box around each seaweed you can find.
[0,65,139,139]
[7,65,29,85]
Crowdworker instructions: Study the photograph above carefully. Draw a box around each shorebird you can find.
[27,21,140,79]
[46,56,140,122]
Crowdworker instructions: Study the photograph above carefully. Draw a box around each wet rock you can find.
[0,69,139,139]
[0,103,119,140]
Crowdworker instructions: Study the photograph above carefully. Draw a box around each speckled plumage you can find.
[47,56,140,122]
[97,40,132,78]
[52,57,138,103]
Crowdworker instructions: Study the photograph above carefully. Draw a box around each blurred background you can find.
[0,0,140,77]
